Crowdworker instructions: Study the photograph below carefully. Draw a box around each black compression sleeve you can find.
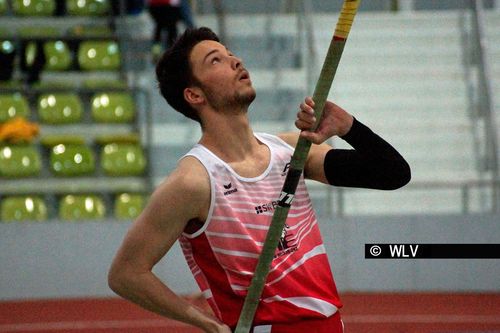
[323,118,411,190]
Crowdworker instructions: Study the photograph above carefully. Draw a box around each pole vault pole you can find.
[234,1,361,332]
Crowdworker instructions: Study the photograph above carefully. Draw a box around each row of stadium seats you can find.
[0,0,151,223]
[0,0,112,17]
[0,142,146,177]
[0,39,120,72]
[0,193,146,221]
[0,92,134,124]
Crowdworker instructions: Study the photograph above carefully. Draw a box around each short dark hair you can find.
[155,27,220,123]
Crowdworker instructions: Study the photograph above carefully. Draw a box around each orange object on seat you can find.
[0,117,39,143]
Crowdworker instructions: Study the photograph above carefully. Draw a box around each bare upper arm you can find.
[278,132,332,184]
[109,157,210,275]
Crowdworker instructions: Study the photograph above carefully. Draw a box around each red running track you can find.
[1,293,499,333]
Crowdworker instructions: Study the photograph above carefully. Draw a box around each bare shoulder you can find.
[147,156,210,223]
[156,156,209,200]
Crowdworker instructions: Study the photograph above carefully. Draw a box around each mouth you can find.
[238,70,251,82]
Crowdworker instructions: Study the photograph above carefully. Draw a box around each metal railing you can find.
[320,179,500,217]
[459,0,499,179]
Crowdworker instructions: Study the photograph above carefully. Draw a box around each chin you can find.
[237,88,256,107]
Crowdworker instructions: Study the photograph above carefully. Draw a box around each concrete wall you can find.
[1,213,499,300]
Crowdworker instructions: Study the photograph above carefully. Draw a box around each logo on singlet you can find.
[276,223,298,258]
[255,200,279,214]
[223,182,238,196]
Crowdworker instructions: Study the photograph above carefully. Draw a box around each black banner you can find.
[365,244,500,259]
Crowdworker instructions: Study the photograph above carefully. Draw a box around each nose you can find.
[231,55,242,70]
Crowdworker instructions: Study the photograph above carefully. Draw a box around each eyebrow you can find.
[203,48,230,64]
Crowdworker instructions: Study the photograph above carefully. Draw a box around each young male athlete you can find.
[108,27,411,333]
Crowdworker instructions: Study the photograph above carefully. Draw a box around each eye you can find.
[211,57,221,64]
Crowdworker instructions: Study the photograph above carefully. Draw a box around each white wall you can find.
[1,213,499,300]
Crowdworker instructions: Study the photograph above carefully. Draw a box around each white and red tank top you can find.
[178,133,342,328]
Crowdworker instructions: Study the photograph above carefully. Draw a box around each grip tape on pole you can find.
[334,0,360,40]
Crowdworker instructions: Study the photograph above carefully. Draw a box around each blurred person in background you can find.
[147,0,186,61]
[180,0,196,29]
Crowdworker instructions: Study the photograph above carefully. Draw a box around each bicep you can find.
[114,192,188,273]
[111,166,209,273]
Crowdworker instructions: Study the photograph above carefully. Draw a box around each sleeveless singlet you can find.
[178,133,342,327]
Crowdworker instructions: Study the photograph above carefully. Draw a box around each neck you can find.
[199,111,258,162]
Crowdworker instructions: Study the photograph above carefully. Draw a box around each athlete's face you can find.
[188,40,256,112]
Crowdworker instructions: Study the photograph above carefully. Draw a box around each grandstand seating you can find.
[0,196,47,221]
[1,2,497,219]
[42,41,73,71]
[114,193,145,220]
[91,92,135,123]
[484,11,500,166]
[0,0,6,15]
[135,8,499,215]
[49,143,95,176]
[38,93,83,124]
[0,93,30,122]
[0,144,41,177]
[78,41,120,71]
[66,0,110,16]
[0,0,150,221]
[12,0,55,16]
[101,143,146,176]
[59,194,105,220]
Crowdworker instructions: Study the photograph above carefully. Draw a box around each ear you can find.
[184,86,205,107]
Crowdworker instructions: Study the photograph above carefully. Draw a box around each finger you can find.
[305,96,315,108]
[296,117,316,130]
[295,119,314,131]
[297,110,316,124]
[299,102,314,115]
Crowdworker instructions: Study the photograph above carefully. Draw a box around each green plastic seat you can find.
[0,93,30,122]
[38,93,83,124]
[91,93,135,123]
[12,0,55,16]
[114,193,145,220]
[44,41,72,71]
[59,194,106,220]
[66,0,110,16]
[101,143,146,176]
[78,41,120,71]
[1,196,47,222]
[0,145,41,177]
[50,143,95,176]
[0,0,7,15]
